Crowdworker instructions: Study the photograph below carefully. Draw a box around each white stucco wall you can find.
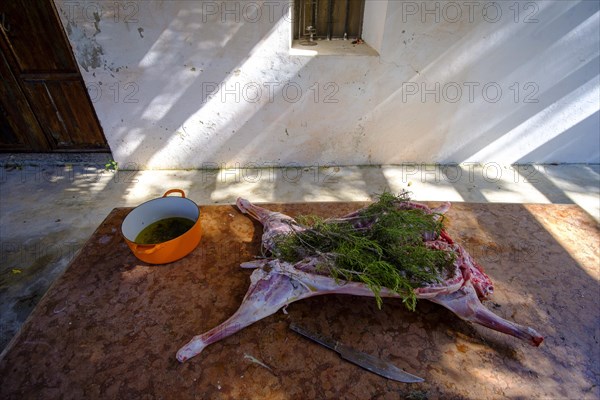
[55,0,599,168]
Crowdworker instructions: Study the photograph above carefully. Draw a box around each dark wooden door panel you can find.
[45,80,107,149]
[0,0,77,73]
[22,80,107,150]
[0,0,108,152]
[0,50,48,151]
[0,104,26,150]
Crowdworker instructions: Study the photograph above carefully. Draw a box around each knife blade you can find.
[289,323,424,383]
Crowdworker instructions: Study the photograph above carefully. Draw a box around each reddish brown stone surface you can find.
[0,203,598,399]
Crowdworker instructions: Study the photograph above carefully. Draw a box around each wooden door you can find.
[0,0,108,152]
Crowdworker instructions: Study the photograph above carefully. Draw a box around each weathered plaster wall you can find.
[54,0,599,168]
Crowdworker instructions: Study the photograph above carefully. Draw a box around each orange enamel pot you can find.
[121,189,202,264]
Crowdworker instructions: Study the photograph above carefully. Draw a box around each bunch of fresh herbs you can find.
[272,192,454,310]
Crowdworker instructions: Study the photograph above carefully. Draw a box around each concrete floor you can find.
[0,154,598,353]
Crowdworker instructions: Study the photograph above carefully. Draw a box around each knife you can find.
[289,323,424,383]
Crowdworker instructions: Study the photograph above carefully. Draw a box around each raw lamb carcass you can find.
[176,198,543,362]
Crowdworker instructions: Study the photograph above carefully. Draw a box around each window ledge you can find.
[290,39,379,57]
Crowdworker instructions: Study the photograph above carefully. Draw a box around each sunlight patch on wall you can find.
[146,17,310,169]
[466,75,599,164]
[136,4,253,125]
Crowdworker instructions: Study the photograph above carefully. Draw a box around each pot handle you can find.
[163,189,186,198]
[132,243,163,254]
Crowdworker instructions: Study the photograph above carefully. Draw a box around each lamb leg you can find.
[429,281,543,346]
[176,268,309,362]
